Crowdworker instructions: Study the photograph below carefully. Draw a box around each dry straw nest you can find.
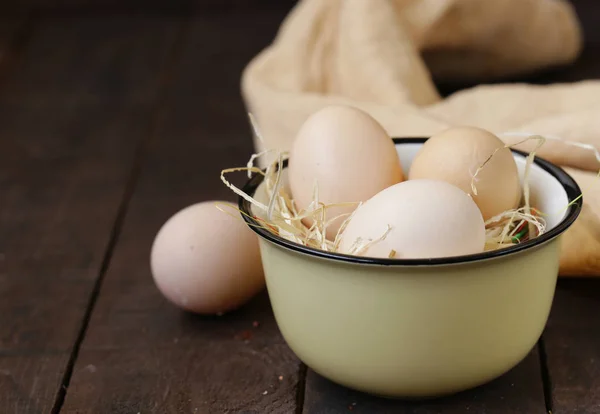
[220,116,599,258]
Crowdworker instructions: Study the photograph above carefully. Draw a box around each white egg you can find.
[338,180,486,259]
[150,201,264,314]
[288,105,404,240]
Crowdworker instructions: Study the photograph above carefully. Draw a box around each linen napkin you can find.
[240,0,600,276]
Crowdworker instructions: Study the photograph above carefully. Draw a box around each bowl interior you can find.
[395,142,569,231]
[252,141,570,232]
[244,138,581,265]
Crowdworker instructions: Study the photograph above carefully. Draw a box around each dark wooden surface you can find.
[543,279,600,413]
[302,351,547,414]
[60,12,302,414]
[0,15,183,413]
[0,1,598,413]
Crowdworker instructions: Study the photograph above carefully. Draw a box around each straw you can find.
[219,115,598,257]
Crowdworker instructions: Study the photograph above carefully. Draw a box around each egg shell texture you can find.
[408,126,521,221]
[288,105,404,239]
[150,201,264,314]
[338,179,486,259]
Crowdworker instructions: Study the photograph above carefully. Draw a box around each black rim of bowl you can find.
[238,137,583,266]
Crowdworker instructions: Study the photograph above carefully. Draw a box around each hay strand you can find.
[221,118,597,258]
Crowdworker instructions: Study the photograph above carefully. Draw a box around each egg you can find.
[408,126,521,221]
[338,179,485,259]
[150,201,264,315]
[288,105,404,239]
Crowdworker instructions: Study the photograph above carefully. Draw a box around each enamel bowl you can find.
[239,138,582,398]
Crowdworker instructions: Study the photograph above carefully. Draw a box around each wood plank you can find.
[0,17,29,83]
[0,17,181,105]
[303,349,547,413]
[543,278,600,413]
[0,17,26,60]
[0,0,297,15]
[61,10,303,414]
[0,16,182,413]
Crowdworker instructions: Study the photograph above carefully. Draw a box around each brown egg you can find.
[150,201,264,315]
[408,126,521,221]
[288,105,404,239]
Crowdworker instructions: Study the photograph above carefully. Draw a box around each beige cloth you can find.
[240,0,600,276]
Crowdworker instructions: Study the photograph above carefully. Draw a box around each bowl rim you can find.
[239,137,583,266]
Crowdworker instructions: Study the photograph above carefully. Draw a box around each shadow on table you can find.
[302,347,545,414]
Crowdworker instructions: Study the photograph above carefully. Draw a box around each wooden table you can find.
[0,1,599,412]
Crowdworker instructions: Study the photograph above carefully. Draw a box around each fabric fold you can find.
[241,0,599,275]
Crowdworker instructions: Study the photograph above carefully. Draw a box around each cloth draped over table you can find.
[240,0,600,276]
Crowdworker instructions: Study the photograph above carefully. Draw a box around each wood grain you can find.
[0,16,182,413]
[61,11,303,414]
[0,0,597,412]
[543,278,600,413]
[0,0,297,15]
[0,17,27,61]
[302,348,547,414]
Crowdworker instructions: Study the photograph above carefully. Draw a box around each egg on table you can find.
[338,179,486,259]
[288,104,404,240]
[150,201,264,315]
[408,126,521,221]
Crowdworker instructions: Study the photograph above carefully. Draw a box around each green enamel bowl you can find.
[238,137,582,398]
